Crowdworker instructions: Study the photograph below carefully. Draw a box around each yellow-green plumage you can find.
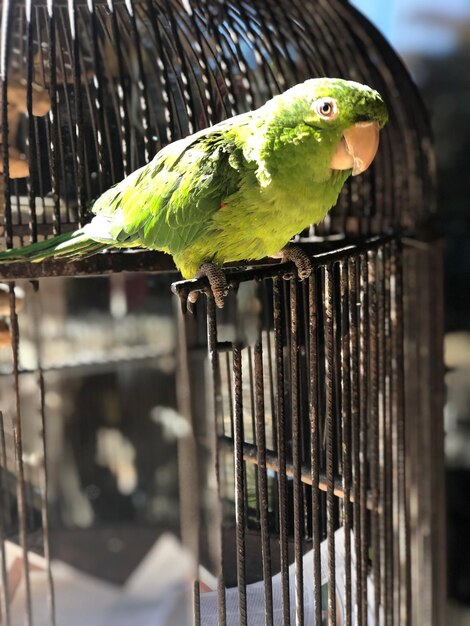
[0,78,388,277]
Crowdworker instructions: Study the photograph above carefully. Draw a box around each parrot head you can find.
[266,78,389,177]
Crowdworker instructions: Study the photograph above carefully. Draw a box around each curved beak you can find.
[330,121,380,176]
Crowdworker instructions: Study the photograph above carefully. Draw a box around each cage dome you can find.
[0,0,435,262]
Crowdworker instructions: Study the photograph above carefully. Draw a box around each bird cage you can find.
[0,0,445,625]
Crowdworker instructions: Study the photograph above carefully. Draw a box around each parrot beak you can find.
[330,121,380,176]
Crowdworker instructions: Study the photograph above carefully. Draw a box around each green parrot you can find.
[0,78,388,306]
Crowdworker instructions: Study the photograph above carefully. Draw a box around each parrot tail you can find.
[0,230,108,264]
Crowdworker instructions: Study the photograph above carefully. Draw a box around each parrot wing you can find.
[89,114,257,254]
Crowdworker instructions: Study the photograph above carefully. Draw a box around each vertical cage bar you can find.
[254,335,274,626]
[162,0,196,135]
[106,0,131,176]
[308,271,322,625]
[86,0,109,192]
[31,288,56,626]
[206,297,227,625]
[390,240,410,624]
[193,0,238,117]
[377,245,391,626]
[193,580,201,626]
[0,411,10,626]
[368,249,381,625]
[358,254,369,625]
[124,0,154,163]
[46,0,63,232]
[187,7,221,126]
[232,343,247,626]
[246,347,259,516]
[339,260,352,626]
[348,257,362,626]
[289,279,304,626]
[225,352,234,440]
[38,372,56,626]
[323,264,336,626]
[175,306,200,584]
[25,0,38,243]
[273,277,290,625]
[9,285,33,626]
[1,0,13,248]
[68,0,87,223]
[383,243,394,626]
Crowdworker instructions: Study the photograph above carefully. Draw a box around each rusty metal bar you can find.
[175,303,201,577]
[0,250,177,281]
[0,410,10,626]
[172,236,395,304]
[225,352,234,440]
[253,336,274,625]
[377,245,389,626]
[246,347,260,522]
[218,436,380,511]
[358,253,369,625]
[46,0,61,232]
[206,297,227,625]
[232,343,247,625]
[289,279,304,626]
[299,283,311,547]
[8,285,33,626]
[0,238,395,283]
[390,240,410,623]
[1,0,13,248]
[272,277,290,625]
[339,260,352,626]
[368,249,381,625]
[31,287,56,626]
[348,256,362,626]
[308,271,322,624]
[323,264,336,626]
[383,243,394,626]
[25,0,38,244]
[193,580,201,626]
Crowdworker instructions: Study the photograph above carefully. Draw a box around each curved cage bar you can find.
[0,0,435,262]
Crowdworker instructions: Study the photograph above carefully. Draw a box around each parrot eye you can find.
[313,97,338,121]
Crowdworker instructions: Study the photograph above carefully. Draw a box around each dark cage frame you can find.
[0,0,445,625]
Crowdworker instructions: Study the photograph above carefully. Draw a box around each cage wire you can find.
[0,0,445,625]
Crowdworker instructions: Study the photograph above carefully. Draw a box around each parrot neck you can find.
[247,116,345,189]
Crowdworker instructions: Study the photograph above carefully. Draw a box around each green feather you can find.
[0,78,388,277]
[0,231,107,262]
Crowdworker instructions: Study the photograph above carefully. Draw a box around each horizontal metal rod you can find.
[171,235,396,303]
[0,235,398,282]
[0,250,178,280]
[219,436,379,513]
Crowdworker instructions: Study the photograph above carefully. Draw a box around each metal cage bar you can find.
[0,0,435,268]
[171,234,445,625]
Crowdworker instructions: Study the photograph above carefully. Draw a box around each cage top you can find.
[0,0,435,270]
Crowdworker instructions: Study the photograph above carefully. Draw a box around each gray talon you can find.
[187,290,199,314]
[196,262,229,309]
[275,245,313,280]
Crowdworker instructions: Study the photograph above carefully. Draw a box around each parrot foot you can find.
[188,262,229,310]
[274,245,313,280]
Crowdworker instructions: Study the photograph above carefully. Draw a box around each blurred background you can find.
[352,0,470,622]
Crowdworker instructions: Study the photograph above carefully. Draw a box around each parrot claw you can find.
[186,289,201,314]
[275,245,313,280]
[194,262,229,309]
